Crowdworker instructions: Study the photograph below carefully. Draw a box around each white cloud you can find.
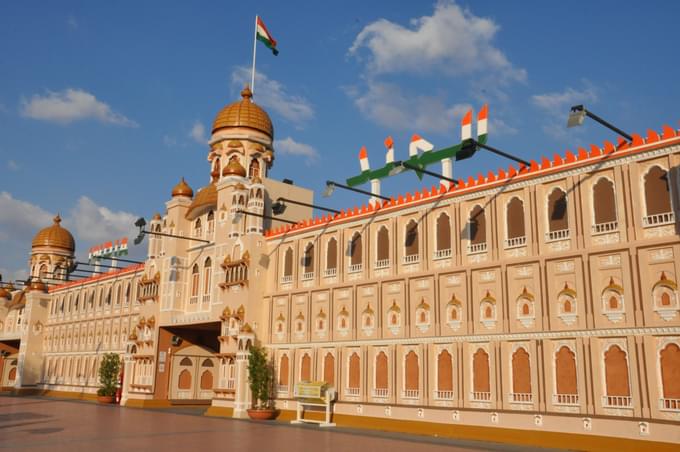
[0,192,145,283]
[348,80,471,134]
[68,196,138,244]
[189,121,207,144]
[7,160,19,171]
[531,82,598,139]
[21,88,137,126]
[349,1,525,81]
[274,137,319,165]
[231,67,314,126]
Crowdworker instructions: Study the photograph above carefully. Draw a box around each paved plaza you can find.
[0,396,557,451]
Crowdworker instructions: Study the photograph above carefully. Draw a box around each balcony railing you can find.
[602,395,632,408]
[403,254,419,264]
[323,268,337,277]
[510,392,533,403]
[553,393,579,406]
[592,221,618,235]
[659,398,680,412]
[470,391,491,402]
[402,389,420,399]
[280,275,293,284]
[643,211,675,227]
[433,248,452,260]
[345,387,360,396]
[189,296,198,304]
[374,259,390,269]
[467,242,487,254]
[545,229,570,242]
[372,388,389,398]
[226,379,236,390]
[504,236,527,249]
[202,294,210,304]
[433,390,454,400]
[277,384,289,394]
[301,271,314,281]
[348,263,363,274]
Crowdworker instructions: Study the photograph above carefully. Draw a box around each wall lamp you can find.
[272,197,341,215]
[567,105,632,141]
[323,180,391,201]
[232,210,299,225]
[133,217,210,245]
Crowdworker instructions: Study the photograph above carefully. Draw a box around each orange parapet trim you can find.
[48,263,145,293]
[264,122,680,239]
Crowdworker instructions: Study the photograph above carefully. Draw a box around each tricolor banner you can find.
[88,237,128,263]
[256,16,279,56]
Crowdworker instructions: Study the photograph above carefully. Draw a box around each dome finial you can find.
[241,85,253,100]
[54,214,61,225]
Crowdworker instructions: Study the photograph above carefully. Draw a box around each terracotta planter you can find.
[97,395,115,404]
[247,408,279,420]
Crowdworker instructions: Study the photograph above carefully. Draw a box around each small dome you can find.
[186,183,217,220]
[222,158,247,177]
[0,286,11,301]
[212,86,274,138]
[29,279,47,293]
[152,212,162,221]
[32,215,75,252]
[172,177,194,198]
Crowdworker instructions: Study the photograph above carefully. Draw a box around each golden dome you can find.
[172,177,194,198]
[222,157,247,177]
[0,286,11,301]
[186,183,217,220]
[212,86,274,138]
[32,215,75,252]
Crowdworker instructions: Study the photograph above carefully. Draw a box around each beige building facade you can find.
[2,90,679,446]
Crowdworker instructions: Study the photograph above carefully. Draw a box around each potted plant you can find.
[247,344,278,420]
[97,353,121,404]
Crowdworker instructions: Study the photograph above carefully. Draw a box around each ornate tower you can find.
[29,215,76,282]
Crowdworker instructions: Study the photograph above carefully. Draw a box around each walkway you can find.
[0,396,560,451]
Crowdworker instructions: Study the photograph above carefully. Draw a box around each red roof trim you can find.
[49,263,145,293]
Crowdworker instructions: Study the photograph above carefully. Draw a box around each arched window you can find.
[660,343,680,409]
[437,350,453,397]
[404,351,419,397]
[194,218,202,237]
[326,238,337,272]
[39,264,48,280]
[592,178,617,229]
[303,243,314,275]
[350,233,362,267]
[404,220,419,258]
[279,355,289,387]
[249,159,260,178]
[283,247,293,279]
[124,284,130,305]
[472,348,490,400]
[178,369,192,390]
[468,205,486,247]
[115,285,121,306]
[376,226,389,263]
[300,353,311,381]
[348,353,360,391]
[323,353,335,385]
[506,197,526,245]
[644,166,672,218]
[375,352,388,392]
[547,188,568,233]
[207,211,215,235]
[212,158,221,180]
[604,345,631,406]
[203,258,212,298]
[555,346,578,404]
[105,289,111,305]
[435,212,451,255]
[190,264,199,301]
[511,348,532,401]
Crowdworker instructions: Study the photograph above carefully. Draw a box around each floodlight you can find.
[567,105,587,128]
[322,181,336,198]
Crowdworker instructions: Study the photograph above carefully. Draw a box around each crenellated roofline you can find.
[265,123,680,240]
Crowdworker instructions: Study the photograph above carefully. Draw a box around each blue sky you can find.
[1,0,680,281]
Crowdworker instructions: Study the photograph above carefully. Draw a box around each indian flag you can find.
[256,17,279,56]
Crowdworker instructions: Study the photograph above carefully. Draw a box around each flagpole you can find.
[251,14,258,96]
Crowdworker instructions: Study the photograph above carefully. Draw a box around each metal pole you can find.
[472,140,530,167]
[400,161,458,186]
[142,229,211,244]
[275,197,341,214]
[326,180,391,201]
[251,15,258,94]
[585,109,633,141]
[236,210,298,225]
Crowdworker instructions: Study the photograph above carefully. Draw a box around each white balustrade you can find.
[348,263,363,274]
[345,387,360,396]
[467,242,487,254]
[402,389,420,399]
[553,393,579,406]
[433,390,454,400]
[592,221,618,234]
[403,254,419,264]
[510,392,533,403]
[470,391,491,401]
[504,236,527,249]
[643,212,675,227]
[659,398,680,412]
[433,248,452,260]
[374,259,390,269]
[323,268,337,277]
[280,275,293,284]
[372,388,389,398]
[546,229,570,242]
[602,395,632,408]
[301,272,314,281]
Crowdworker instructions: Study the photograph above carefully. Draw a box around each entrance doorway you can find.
[170,345,217,401]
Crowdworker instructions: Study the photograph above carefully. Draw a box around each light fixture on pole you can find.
[133,217,211,245]
[323,180,391,201]
[232,210,299,225]
[390,161,459,186]
[567,105,632,141]
[271,197,341,215]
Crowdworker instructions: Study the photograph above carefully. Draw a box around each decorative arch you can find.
[436,349,454,396]
[516,287,535,328]
[660,342,680,408]
[325,238,337,272]
[446,294,462,330]
[404,219,419,258]
[557,283,578,326]
[435,212,452,254]
[592,177,617,227]
[376,225,390,263]
[404,350,419,396]
[300,353,312,381]
[468,205,486,245]
[547,187,568,233]
[652,272,679,321]
[479,291,497,328]
[643,165,672,217]
[348,352,360,391]
[323,352,335,385]
[279,354,289,387]
[555,345,578,403]
[472,348,490,398]
[190,264,200,300]
[601,277,625,322]
[349,232,363,267]
[283,247,293,279]
[302,242,314,275]
[506,196,526,241]
[603,344,631,406]
[375,351,389,392]
[511,347,532,401]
